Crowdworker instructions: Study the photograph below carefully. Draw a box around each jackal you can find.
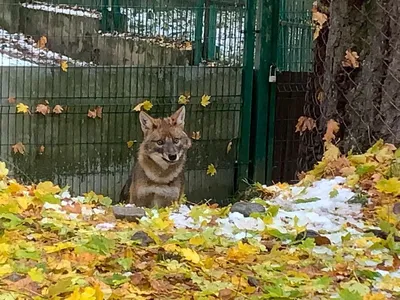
[120,106,191,208]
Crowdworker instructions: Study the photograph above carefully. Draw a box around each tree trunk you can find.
[299,0,400,174]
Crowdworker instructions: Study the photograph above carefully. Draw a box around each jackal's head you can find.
[138,106,192,168]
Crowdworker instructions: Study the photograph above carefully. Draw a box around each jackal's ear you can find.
[171,106,185,127]
[139,111,155,133]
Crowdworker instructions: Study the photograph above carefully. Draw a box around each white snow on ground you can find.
[168,177,365,244]
[0,28,92,67]
[21,2,101,19]
[0,53,37,66]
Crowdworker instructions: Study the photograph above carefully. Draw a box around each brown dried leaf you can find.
[39,145,45,154]
[62,202,82,214]
[323,119,340,143]
[218,288,234,300]
[312,3,327,40]
[314,236,331,246]
[36,104,50,115]
[53,105,64,114]
[8,97,16,104]
[131,272,146,286]
[37,36,47,49]
[191,131,201,140]
[295,116,316,135]
[87,109,97,119]
[342,49,360,68]
[12,142,26,155]
[95,106,103,118]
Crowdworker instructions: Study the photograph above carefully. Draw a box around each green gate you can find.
[247,0,313,185]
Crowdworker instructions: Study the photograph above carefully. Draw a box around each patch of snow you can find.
[0,28,92,67]
[96,222,116,231]
[21,2,101,19]
[266,177,364,236]
[0,53,37,66]
[43,202,62,211]
[168,177,366,244]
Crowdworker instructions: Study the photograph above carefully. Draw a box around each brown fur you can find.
[120,106,191,208]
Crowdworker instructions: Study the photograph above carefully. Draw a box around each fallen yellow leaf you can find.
[16,103,30,114]
[127,140,136,148]
[133,100,153,112]
[200,95,211,107]
[207,164,217,176]
[60,60,68,72]
[180,248,201,264]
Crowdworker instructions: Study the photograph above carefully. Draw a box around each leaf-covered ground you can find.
[1,140,400,299]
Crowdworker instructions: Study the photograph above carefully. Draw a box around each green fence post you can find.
[100,0,109,32]
[265,0,279,184]
[237,0,256,189]
[207,4,217,60]
[194,0,205,65]
[252,0,279,184]
[112,0,122,32]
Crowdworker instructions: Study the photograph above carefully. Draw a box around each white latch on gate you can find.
[269,65,277,83]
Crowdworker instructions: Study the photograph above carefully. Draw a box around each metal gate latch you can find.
[269,65,277,83]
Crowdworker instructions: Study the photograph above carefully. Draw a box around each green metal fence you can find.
[0,0,313,202]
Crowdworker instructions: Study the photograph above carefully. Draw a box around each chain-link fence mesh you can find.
[297,0,400,175]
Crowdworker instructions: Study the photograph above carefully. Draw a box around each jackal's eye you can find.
[156,140,164,145]
[173,138,180,144]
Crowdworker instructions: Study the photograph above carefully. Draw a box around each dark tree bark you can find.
[298,0,400,173]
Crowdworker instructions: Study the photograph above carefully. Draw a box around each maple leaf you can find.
[323,119,340,143]
[180,248,201,264]
[201,95,211,107]
[87,106,102,119]
[95,106,103,118]
[127,140,136,148]
[191,131,201,140]
[12,142,26,155]
[311,3,327,40]
[38,145,45,154]
[363,293,387,300]
[207,164,217,176]
[36,181,61,195]
[8,97,16,104]
[343,49,360,68]
[28,267,44,283]
[36,103,50,115]
[60,60,68,72]
[37,36,47,49]
[376,178,400,196]
[16,103,30,114]
[87,109,97,119]
[133,100,153,112]
[178,94,190,105]
[323,143,341,161]
[295,116,316,135]
[53,105,64,114]
[66,287,97,300]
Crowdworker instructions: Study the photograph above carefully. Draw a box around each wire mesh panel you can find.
[270,0,313,183]
[298,0,400,174]
[0,0,247,203]
[277,0,313,73]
